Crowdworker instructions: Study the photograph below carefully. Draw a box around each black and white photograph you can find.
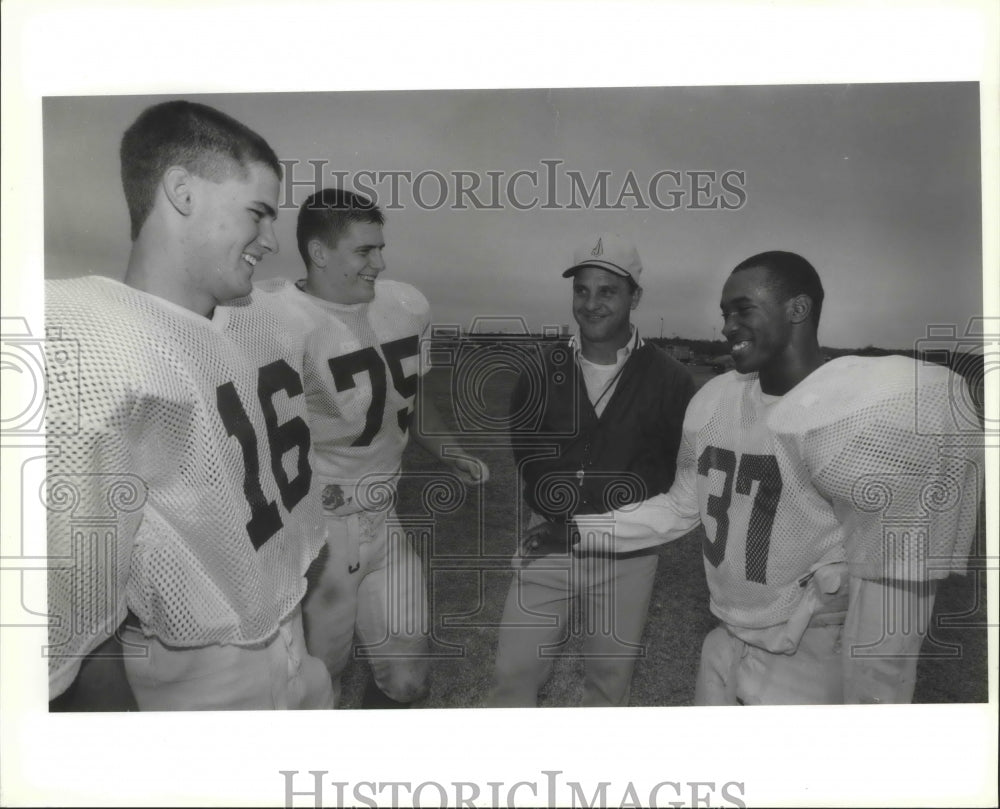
[2,1,997,807]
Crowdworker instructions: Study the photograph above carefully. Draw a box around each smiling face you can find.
[187,160,279,306]
[719,265,795,375]
[571,266,640,351]
[315,221,386,305]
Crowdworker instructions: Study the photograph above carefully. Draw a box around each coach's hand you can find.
[448,454,490,487]
[520,520,577,558]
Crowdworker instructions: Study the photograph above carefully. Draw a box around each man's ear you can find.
[787,293,813,325]
[162,166,194,216]
[630,285,643,310]
[308,238,328,268]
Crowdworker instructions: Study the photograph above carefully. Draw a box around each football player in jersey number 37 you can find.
[528,250,983,705]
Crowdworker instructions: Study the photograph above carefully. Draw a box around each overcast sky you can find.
[44,83,982,350]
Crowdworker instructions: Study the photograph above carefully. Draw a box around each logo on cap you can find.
[562,232,643,281]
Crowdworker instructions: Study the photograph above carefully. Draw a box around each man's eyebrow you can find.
[721,295,752,309]
[254,201,278,219]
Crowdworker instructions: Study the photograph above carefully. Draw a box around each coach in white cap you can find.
[563,231,644,281]
[489,232,696,706]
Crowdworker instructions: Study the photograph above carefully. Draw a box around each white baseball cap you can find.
[562,232,643,281]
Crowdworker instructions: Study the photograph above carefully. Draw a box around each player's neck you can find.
[302,274,362,307]
[302,276,329,302]
[759,341,825,395]
[125,240,215,318]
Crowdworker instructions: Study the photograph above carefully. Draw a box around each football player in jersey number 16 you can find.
[46,101,333,711]
[257,187,489,708]
[527,250,983,705]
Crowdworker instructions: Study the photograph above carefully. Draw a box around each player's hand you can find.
[811,561,848,602]
[448,454,490,487]
[520,520,575,558]
[778,561,850,653]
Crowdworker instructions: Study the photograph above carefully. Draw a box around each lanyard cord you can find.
[578,328,639,415]
[573,331,639,491]
[590,359,628,414]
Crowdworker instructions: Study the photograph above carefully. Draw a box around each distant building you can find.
[664,343,692,363]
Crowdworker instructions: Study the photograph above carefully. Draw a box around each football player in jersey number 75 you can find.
[257,187,489,708]
[46,101,333,710]
[526,250,983,704]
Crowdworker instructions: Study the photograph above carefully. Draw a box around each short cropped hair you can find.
[296,187,385,268]
[120,100,281,240]
[731,250,824,326]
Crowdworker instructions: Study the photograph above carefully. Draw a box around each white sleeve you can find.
[803,360,982,582]
[573,428,702,553]
[46,381,141,699]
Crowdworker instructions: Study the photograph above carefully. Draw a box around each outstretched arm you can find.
[571,487,702,554]
[568,428,702,554]
[410,395,490,486]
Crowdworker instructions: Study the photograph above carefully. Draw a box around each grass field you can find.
[336,362,989,708]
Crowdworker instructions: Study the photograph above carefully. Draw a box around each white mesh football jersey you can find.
[255,278,430,509]
[785,356,981,582]
[45,277,324,697]
[607,355,981,631]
